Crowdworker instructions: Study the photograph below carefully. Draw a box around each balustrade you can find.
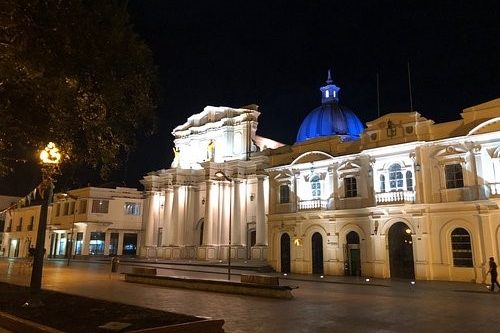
[298,199,328,210]
[375,190,415,205]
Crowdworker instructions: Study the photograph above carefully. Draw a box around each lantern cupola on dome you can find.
[296,70,364,143]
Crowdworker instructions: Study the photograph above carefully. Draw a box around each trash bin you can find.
[111,257,120,272]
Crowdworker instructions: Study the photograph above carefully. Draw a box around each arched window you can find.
[406,170,413,191]
[451,228,473,267]
[389,164,404,191]
[311,175,321,198]
[380,175,386,193]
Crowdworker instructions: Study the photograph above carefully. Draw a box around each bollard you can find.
[111,256,120,273]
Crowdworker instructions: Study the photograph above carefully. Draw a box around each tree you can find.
[0,0,157,184]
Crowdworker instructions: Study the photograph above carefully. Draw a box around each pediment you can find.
[432,144,468,159]
[337,161,361,173]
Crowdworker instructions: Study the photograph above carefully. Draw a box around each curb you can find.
[0,311,224,333]
[0,312,65,333]
[124,274,296,299]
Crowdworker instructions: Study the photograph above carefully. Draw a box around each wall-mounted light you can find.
[250,193,255,201]
[201,198,205,205]
[415,163,421,171]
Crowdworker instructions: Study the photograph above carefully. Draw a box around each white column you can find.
[82,227,91,255]
[232,180,242,246]
[221,182,230,245]
[144,193,155,246]
[177,186,186,246]
[162,189,173,246]
[117,232,124,255]
[104,231,110,255]
[187,187,200,246]
[203,181,214,245]
[256,176,266,245]
[216,182,223,245]
[168,186,179,246]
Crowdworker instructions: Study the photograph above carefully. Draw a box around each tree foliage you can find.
[0,0,157,182]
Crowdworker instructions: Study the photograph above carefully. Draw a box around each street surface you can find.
[0,258,499,333]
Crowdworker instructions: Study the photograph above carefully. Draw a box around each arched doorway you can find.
[196,218,204,246]
[280,233,291,273]
[388,222,415,279]
[311,232,324,274]
[247,227,256,259]
[345,231,361,276]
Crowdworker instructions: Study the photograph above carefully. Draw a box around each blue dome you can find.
[296,73,364,143]
[296,104,364,142]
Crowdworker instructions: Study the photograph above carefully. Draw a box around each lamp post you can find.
[215,171,232,281]
[30,142,61,293]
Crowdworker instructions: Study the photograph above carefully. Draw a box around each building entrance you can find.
[123,233,137,255]
[280,233,291,273]
[388,222,415,279]
[311,232,324,274]
[345,231,361,276]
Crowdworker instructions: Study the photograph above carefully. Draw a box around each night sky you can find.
[1,0,499,195]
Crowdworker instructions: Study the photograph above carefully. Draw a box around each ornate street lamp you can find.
[30,142,61,294]
[215,171,232,281]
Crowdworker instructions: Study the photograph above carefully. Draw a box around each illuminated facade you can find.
[1,187,143,259]
[48,187,143,257]
[266,77,500,282]
[141,105,284,260]
[1,202,39,258]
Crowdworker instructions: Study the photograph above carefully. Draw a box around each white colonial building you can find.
[266,76,500,282]
[0,195,20,256]
[141,105,283,260]
[1,200,39,258]
[1,187,143,259]
[48,187,143,257]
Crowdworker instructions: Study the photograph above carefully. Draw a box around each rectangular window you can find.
[79,200,87,214]
[75,232,84,255]
[157,228,163,246]
[63,202,69,216]
[55,204,61,217]
[28,216,34,231]
[89,232,105,255]
[16,217,23,231]
[124,202,141,215]
[69,202,75,215]
[445,164,464,189]
[279,185,290,204]
[91,200,109,214]
[345,177,358,198]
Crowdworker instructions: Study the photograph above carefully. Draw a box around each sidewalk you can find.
[48,256,490,294]
[1,257,498,333]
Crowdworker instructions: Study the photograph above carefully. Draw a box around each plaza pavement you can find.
[1,257,499,333]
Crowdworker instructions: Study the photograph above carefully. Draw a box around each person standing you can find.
[487,257,500,292]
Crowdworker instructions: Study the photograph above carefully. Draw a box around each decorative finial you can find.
[326,69,333,84]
